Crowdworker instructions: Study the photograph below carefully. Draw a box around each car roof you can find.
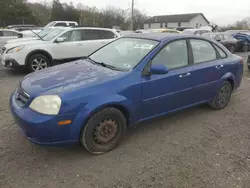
[122,33,201,41]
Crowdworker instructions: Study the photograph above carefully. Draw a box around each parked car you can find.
[146,28,181,34]
[232,33,250,52]
[6,27,59,44]
[1,27,119,72]
[44,21,78,28]
[6,24,36,30]
[175,27,193,31]
[182,29,212,35]
[202,33,238,53]
[9,33,243,154]
[0,29,23,48]
[225,30,250,35]
[21,29,43,37]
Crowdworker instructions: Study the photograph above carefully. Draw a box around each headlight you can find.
[7,45,25,53]
[29,95,61,115]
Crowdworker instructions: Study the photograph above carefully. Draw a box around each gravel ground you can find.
[0,52,250,188]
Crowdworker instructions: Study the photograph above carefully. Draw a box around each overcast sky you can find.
[29,0,250,26]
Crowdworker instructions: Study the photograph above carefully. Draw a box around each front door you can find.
[141,39,194,119]
[52,30,85,60]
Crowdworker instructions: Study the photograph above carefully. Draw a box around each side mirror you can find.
[17,33,23,38]
[150,64,169,75]
[55,37,65,43]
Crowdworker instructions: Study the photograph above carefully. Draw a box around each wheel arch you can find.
[221,72,236,90]
[25,50,53,66]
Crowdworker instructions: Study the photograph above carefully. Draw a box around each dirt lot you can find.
[1,53,250,188]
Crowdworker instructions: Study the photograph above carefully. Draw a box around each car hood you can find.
[6,37,38,44]
[4,39,47,49]
[20,59,123,96]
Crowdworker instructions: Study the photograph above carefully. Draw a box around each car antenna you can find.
[29,29,44,41]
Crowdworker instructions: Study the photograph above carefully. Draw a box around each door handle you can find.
[179,72,191,78]
[215,65,224,69]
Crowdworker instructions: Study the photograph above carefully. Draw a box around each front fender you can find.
[70,94,137,140]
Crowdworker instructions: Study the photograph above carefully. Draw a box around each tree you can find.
[51,0,65,21]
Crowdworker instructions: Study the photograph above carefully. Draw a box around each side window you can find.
[69,23,76,26]
[152,40,188,69]
[60,30,83,42]
[0,31,3,37]
[83,30,102,40]
[190,39,217,64]
[54,22,67,27]
[3,31,14,36]
[213,44,227,58]
[101,30,116,39]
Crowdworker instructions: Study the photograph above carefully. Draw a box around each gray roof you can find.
[144,13,209,24]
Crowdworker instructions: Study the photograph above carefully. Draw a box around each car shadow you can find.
[28,104,212,160]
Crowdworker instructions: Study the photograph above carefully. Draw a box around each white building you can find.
[144,13,209,30]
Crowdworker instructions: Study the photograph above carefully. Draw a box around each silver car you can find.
[0,29,22,48]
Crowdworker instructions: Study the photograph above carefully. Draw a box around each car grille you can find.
[15,88,30,107]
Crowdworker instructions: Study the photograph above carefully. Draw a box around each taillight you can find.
[240,58,244,64]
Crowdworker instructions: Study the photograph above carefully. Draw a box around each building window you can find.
[165,23,168,28]
[149,23,151,28]
[178,22,181,27]
[160,23,163,28]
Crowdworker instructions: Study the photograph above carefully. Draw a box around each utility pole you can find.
[131,0,134,30]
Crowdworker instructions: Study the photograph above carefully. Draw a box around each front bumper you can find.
[1,52,25,68]
[10,93,79,145]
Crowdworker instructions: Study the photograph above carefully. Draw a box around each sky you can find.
[29,0,250,26]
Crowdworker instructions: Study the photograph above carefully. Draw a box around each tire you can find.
[27,54,50,73]
[81,108,127,154]
[209,81,232,110]
[242,44,248,52]
[229,45,235,53]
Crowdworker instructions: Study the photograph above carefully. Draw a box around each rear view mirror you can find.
[55,37,65,43]
[150,64,169,75]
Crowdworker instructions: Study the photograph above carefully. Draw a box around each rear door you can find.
[188,39,228,103]
[79,29,117,55]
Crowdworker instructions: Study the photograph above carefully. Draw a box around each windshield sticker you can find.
[133,44,154,50]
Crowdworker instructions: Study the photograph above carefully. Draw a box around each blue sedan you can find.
[10,33,243,154]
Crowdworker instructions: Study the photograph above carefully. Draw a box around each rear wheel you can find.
[81,108,127,154]
[27,54,50,73]
[229,45,235,53]
[209,81,232,110]
[242,44,248,52]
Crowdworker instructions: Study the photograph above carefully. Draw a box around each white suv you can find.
[1,27,119,72]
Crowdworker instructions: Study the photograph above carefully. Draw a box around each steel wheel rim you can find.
[31,58,48,71]
[217,84,231,106]
[93,118,119,145]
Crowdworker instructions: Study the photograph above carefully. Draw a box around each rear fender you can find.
[220,72,236,90]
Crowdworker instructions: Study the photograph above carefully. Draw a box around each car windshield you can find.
[44,21,56,28]
[89,38,159,71]
[42,28,66,41]
[38,28,54,38]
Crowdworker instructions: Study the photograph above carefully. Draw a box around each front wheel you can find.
[209,81,232,110]
[81,108,127,154]
[229,45,235,53]
[242,44,248,52]
[27,54,50,73]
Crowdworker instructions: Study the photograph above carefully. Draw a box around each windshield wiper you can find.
[29,29,44,41]
[82,56,123,71]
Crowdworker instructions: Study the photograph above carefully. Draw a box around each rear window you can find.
[54,22,67,27]
[83,30,102,40]
[69,23,76,26]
